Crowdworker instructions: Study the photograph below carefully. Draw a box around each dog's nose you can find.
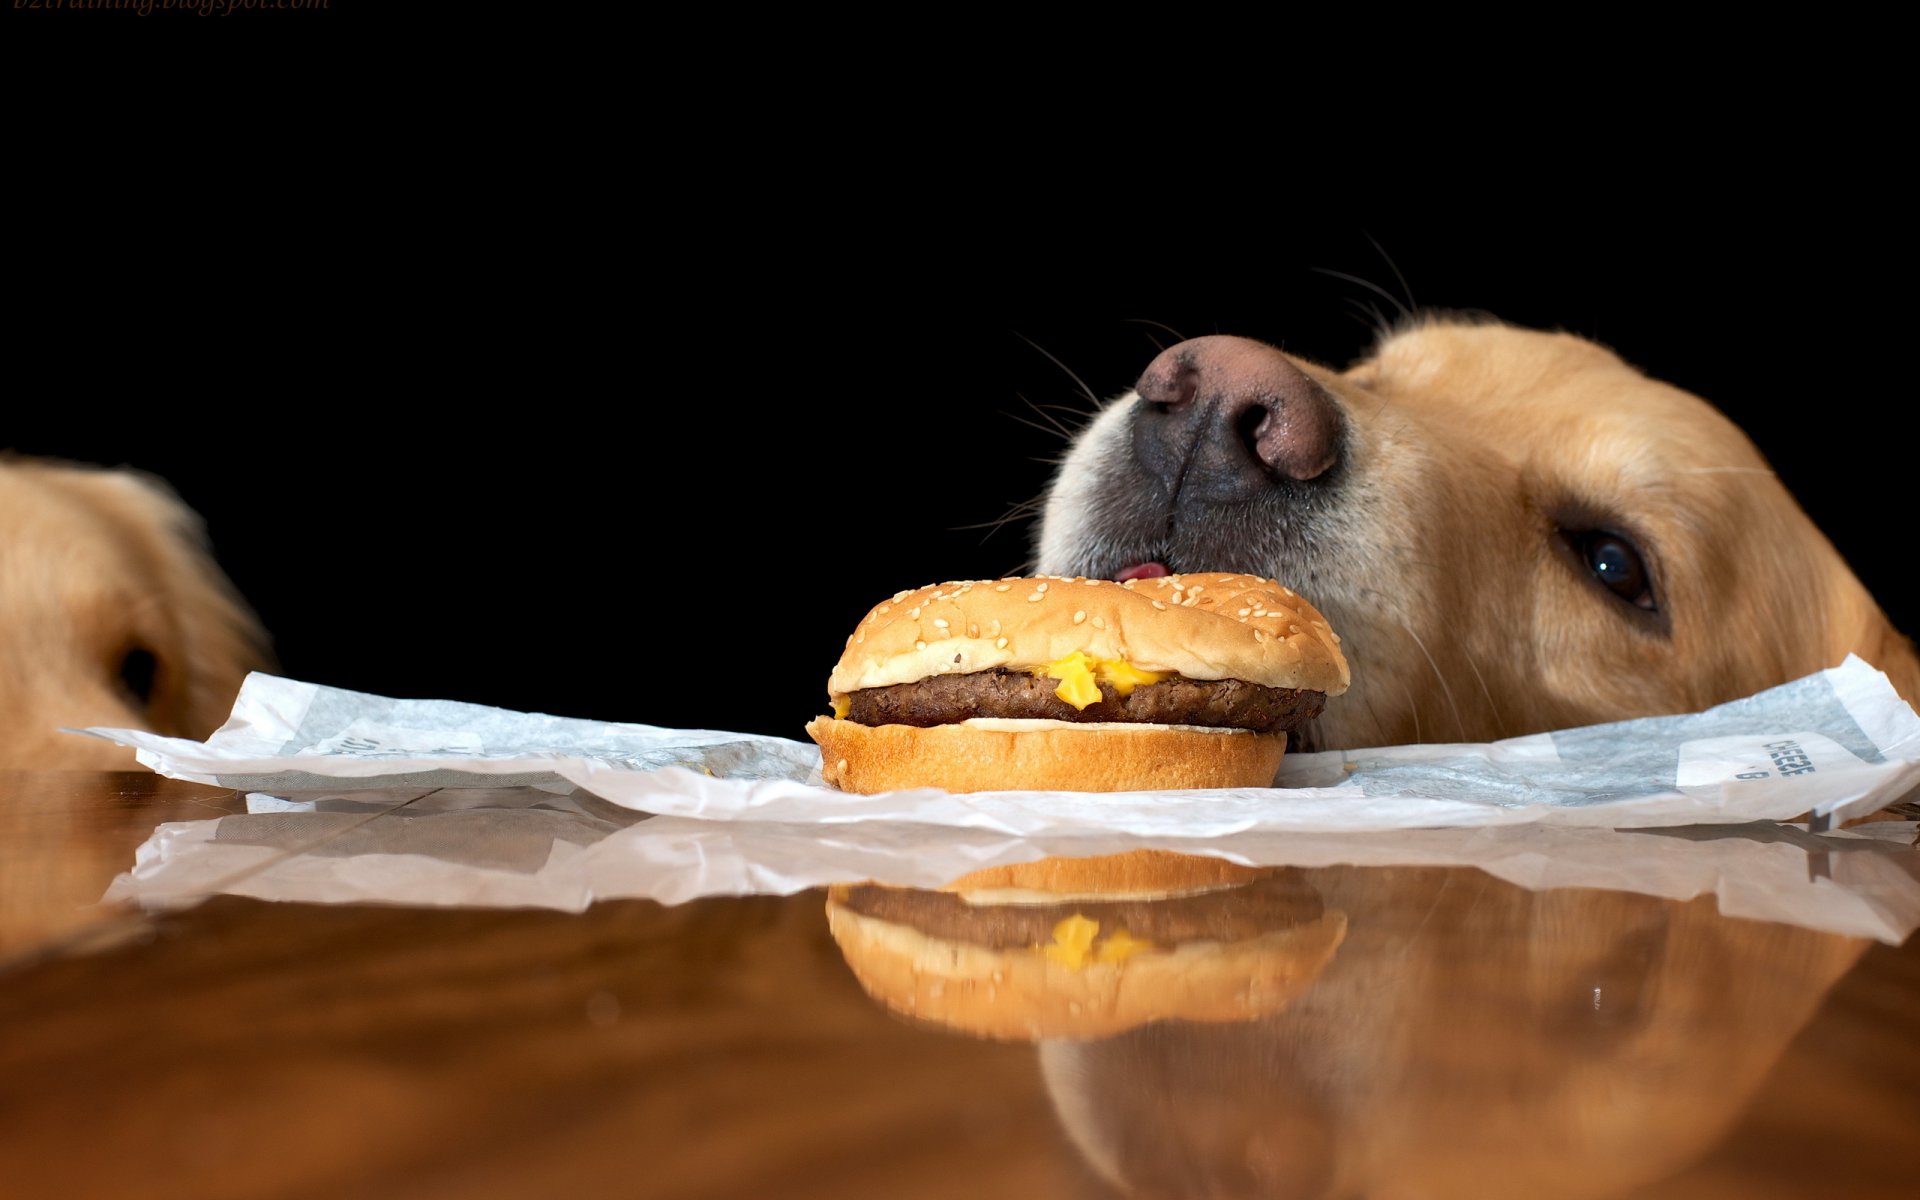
[1132,335,1344,499]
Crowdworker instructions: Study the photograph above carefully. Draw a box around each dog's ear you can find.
[1848,609,1920,713]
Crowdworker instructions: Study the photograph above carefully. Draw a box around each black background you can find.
[10,224,1911,740]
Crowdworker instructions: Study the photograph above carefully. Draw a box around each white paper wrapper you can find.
[77,656,1920,834]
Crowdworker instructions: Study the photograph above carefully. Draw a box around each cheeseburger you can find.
[807,572,1348,793]
[825,850,1348,1041]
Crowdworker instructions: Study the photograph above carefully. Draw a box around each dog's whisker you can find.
[1340,297,1393,342]
[1363,231,1418,315]
[1455,646,1506,741]
[1018,392,1082,439]
[1398,673,1422,744]
[952,507,1042,533]
[1002,407,1076,443]
[1338,581,1478,744]
[1314,267,1414,323]
[954,497,1048,543]
[1124,317,1189,346]
[1682,467,1777,476]
[956,503,1041,525]
[1013,332,1103,413]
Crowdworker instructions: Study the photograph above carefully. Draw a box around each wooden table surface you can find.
[1,772,1916,1200]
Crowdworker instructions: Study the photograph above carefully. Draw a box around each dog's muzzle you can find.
[1131,335,1346,504]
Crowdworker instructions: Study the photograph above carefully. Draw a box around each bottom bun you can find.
[805,717,1287,793]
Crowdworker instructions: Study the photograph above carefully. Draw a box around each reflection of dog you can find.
[1041,866,1868,1200]
[0,459,268,768]
[1041,320,1920,748]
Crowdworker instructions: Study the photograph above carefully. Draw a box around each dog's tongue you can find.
[1115,562,1171,581]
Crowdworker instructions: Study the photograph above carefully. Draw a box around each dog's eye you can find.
[119,646,158,707]
[1572,532,1656,611]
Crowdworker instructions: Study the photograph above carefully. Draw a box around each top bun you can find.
[826,573,1349,703]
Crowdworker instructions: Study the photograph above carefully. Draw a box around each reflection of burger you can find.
[807,573,1348,793]
[825,851,1347,1041]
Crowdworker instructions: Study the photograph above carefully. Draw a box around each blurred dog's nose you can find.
[1132,335,1344,500]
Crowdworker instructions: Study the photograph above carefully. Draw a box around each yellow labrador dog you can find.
[1039,319,1920,747]
[0,459,268,769]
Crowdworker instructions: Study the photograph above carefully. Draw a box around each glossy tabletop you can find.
[1,772,1916,1200]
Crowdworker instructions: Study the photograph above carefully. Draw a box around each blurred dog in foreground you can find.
[1040,319,1920,748]
[0,458,267,769]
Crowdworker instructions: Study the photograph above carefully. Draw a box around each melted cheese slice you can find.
[1041,914,1158,969]
[1034,652,1170,710]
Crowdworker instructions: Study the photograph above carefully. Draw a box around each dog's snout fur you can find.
[1133,335,1345,500]
[0,460,270,769]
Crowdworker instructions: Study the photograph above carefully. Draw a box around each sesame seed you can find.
[996,637,1009,648]
[1152,600,1167,610]
[1238,608,1251,617]
[995,584,1012,592]
[967,623,978,637]
[989,619,1001,635]
[1073,610,1087,624]
[1091,616,1107,629]
[893,590,910,603]
[933,618,949,629]
[878,605,891,615]
[908,607,921,618]
[1036,582,1049,592]
[837,758,849,772]
[915,640,926,651]
[1027,592,1045,602]
[854,632,864,643]
[1253,630,1266,642]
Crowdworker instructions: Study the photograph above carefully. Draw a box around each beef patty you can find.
[845,668,1324,733]
[836,872,1326,949]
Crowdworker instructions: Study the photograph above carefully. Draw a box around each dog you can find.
[0,458,269,769]
[1038,317,1920,749]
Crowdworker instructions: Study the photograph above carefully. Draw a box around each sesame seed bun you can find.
[827,573,1349,702]
[809,574,1347,794]
[824,852,1347,1041]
